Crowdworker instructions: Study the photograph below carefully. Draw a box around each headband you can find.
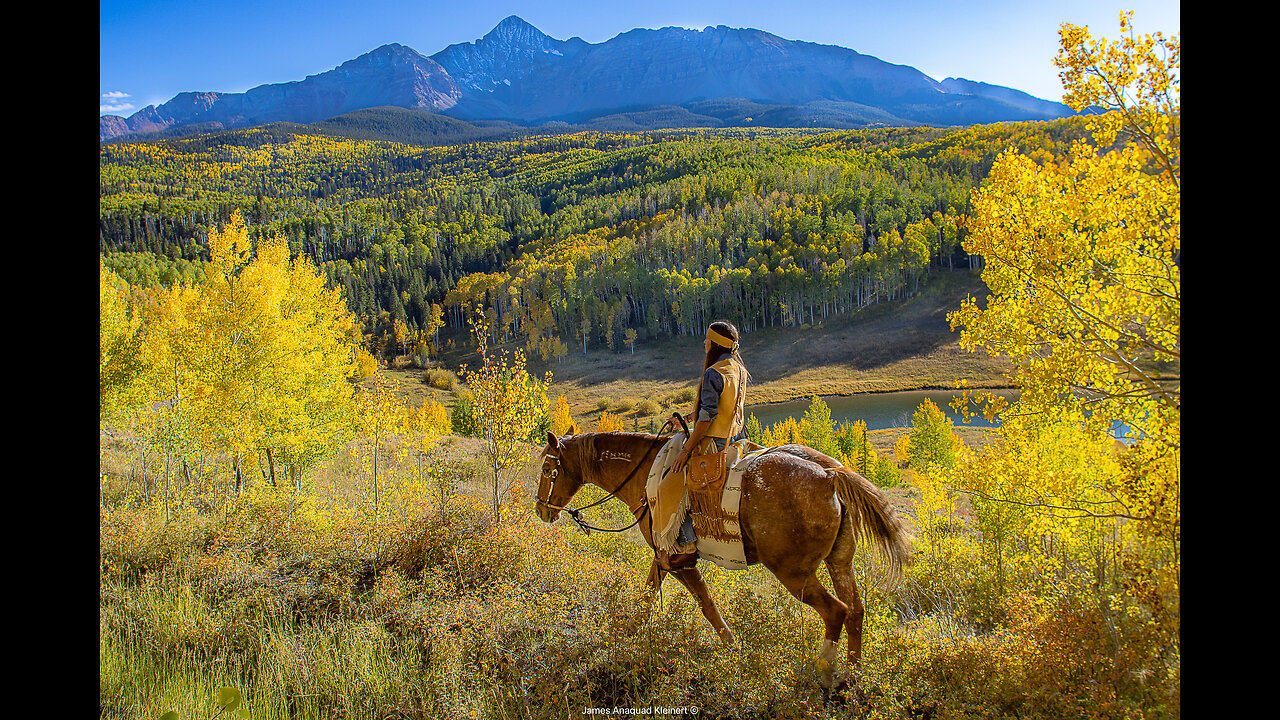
[706,327,737,350]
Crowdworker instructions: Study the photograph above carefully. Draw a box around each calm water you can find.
[745,389,1021,432]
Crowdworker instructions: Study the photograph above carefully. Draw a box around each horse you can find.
[534,429,912,687]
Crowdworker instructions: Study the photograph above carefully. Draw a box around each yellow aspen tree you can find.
[156,210,361,503]
[354,344,380,380]
[354,372,407,522]
[911,464,958,570]
[549,394,576,437]
[406,398,451,509]
[263,246,360,509]
[595,411,624,433]
[132,280,203,518]
[946,12,1180,666]
[905,399,963,472]
[459,305,551,522]
[848,419,874,476]
[182,211,284,493]
[948,12,1179,543]
[99,259,147,425]
[801,395,841,461]
[392,317,410,357]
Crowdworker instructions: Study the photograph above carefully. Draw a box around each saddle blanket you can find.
[646,436,770,570]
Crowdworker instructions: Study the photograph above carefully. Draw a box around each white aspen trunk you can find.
[164,448,171,523]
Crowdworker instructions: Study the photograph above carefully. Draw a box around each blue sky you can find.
[100,0,1179,117]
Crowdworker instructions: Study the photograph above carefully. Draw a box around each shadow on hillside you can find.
[738,272,980,384]
[435,270,987,391]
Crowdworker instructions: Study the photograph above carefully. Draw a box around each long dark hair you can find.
[690,320,751,419]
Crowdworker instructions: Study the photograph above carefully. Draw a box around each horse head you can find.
[536,429,584,524]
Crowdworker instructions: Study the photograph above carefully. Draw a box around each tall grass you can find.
[100,432,1178,719]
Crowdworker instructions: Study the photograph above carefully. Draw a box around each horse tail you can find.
[828,466,913,584]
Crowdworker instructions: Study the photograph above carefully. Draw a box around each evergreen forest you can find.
[100,119,1093,362]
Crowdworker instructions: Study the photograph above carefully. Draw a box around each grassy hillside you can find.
[416,269,1011,426]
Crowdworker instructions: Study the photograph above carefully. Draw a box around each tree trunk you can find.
[164,448,171,522]
[493,467,501,523]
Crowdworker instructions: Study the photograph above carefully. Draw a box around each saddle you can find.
[686,440,738,543]
[647,435,768,570]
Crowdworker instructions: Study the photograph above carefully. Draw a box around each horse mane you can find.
[563,430,663,443]
[561,431,664,460]
[559,431,667,489]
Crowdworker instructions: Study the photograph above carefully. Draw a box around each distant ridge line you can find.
[100,16,1073,142]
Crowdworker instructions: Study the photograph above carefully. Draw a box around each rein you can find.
[538,416,685,534]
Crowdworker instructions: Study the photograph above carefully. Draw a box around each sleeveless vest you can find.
[705,356,746,440]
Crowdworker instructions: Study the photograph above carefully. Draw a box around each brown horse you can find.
[535,430,912,686]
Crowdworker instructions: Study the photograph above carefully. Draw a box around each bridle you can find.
[536,416,687,534]
[536,443,650,534]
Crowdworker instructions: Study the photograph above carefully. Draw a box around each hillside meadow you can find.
[95,418,958,720]
[99,374,1171,719]
[400,270,1015,427]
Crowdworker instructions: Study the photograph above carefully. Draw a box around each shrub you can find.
[871,455,903,487]
[423,366,457,391]
[354,346,379,379]
[636,398,660,416]
[550,395,576,436]
[596,411,625,432]
[613,398,635,413]
[906,399,962,471]
[450,392,480,437]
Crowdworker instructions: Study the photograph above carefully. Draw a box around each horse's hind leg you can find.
[824,514,865,669]
[773,568,849,688]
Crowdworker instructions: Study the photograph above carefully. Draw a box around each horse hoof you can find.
[717,627,736,645]
[820,680,851,707]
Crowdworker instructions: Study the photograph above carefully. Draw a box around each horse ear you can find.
[547,431,559,448]
[567,422,578,436]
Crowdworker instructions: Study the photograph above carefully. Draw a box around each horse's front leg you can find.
[645,559,666,592]
[670,566,735,645]
[620,560,667,635]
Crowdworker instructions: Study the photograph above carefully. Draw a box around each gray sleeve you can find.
[697,368,724,423]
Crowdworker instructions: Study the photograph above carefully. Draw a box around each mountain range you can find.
[99,15,1074,142]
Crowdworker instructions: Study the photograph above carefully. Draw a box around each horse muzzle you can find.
[535,500,561,524]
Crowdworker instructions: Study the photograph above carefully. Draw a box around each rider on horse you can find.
[659,321,751,571]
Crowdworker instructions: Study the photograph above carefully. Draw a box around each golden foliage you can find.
[594,411,625,433]
[458,305,551,521]
[948,10,1179,547]
[549,394,576,437]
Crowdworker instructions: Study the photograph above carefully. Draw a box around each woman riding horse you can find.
[534,321,913,687]
[535,426,913,687]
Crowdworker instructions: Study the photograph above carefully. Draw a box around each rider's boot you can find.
[656,549,698,571]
